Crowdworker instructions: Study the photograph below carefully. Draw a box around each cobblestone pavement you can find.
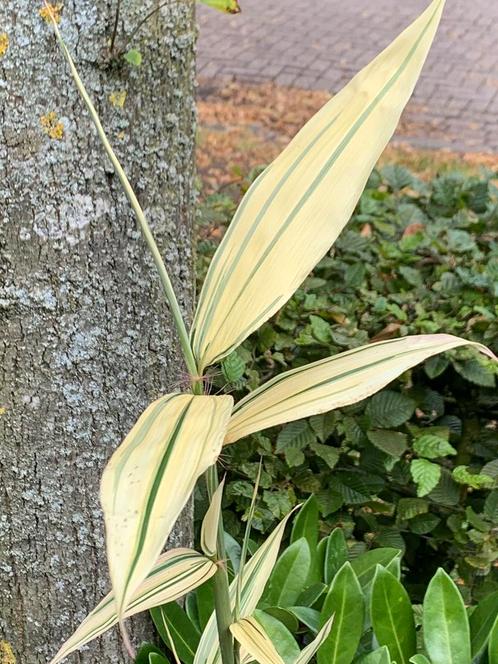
[197,0,498,153]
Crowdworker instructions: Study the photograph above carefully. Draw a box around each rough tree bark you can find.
[0,1,197,661]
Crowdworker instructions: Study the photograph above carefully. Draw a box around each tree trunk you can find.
[0,1,197,661]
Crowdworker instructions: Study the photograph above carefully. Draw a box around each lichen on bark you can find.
[0,1,197,661]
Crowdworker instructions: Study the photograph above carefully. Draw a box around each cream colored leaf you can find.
[101,393,233,618]
[230,614,334,664]
[191,0,446,371]
[201,477,225,557]
[50,549,217,664]
[294,617,334,664]
[194,508,297,664]
[226,335,495,444]
[230,617,285,664]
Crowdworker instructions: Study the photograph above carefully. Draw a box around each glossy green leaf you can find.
[263,608,299,633]
[149,656,170,664]
[297,582,327,608]
[423,569,470,664]
[288,607,320,634]
[186,592,201,632]
[195,510,296,664]
[135,644,170,664]
[356,646,391,664]
[291,495,320,583]
[254,609,300,664]
[469,590,498,659]
[151,603,200,664]
[409,656,431,664]
[318,562,365,664]
[350,548,402,592]
[489,615,498,664]
[325,528,349,584]
[262,538,311,608]
[371,566,416,664]
[196,578,216,632]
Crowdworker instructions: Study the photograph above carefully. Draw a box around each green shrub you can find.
[196,165,498,598]
[164,501,498,664]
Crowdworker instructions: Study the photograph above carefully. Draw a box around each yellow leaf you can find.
[0,33,9,59]
[39,2,63,24]
[191,0,446,371]
[109,89,127,108]
[201,478,225,558]
[101,393,233,618]
[50,549,217,664]
[226,335,495,444]
[199,0,241,14]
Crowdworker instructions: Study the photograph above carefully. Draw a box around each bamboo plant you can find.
[42,0,496,662]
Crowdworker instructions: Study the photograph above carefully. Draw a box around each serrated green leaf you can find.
[424,354,450,378]
[367,430,408,457]
[411,459,441,496]
[453,466,494,489]
[485,491,498,522]
[409,513,441,534]
[366,391,416,428]
[222,351,246,383]
[397,498,429,520]
[310,315,332,343]
[413,434,456,459]
[454,358,495,387]
[309,413,336,442]
[310,441,340,469]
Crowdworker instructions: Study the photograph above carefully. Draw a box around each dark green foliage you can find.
[196,166,498,597]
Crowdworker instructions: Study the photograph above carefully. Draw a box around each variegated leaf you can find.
[50,549,217,664]
[101,393,233,617]
[191,0,446,371]
[230,615,334,664]
[201,478,225,558]
[226,335,495,444]
[194,509,296,664]
[231,617,285,664]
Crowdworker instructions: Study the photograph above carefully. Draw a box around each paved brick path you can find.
[197,0,498,153]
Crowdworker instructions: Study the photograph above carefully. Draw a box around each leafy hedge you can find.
[196,165,498,599]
